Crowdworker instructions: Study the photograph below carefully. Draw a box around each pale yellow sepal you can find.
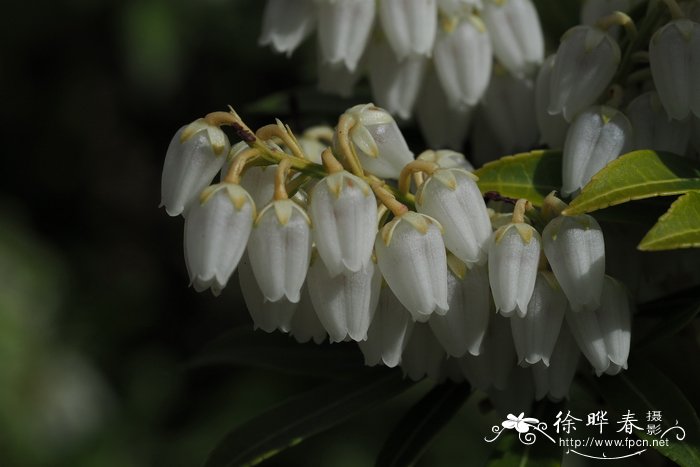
[200,183,256,216]
[494,222,536,245]
[255,199,311,227]
[181,118,228,155]
[324,171,372,199]
[446,253,467,280]
[350,124,380,158]
[380,211,444,246]
[675,19,695,42]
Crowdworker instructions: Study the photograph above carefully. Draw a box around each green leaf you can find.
[188,326,366,378]
[595,361,700,467]
[564,151,700,215]
[638,192,700,251]
[204,370,412,467]
[375,381,471,467]
[474,150,562,207]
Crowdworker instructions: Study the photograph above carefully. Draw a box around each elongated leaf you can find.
[188,326,366,378]
[638,192,700,251]
[595,361,700,466]
[474,150,562,207]
[205,370,412,467]
[375,381,471,467]
[564,151,700,215]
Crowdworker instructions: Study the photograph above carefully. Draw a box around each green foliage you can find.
[595,361,700,466]
[638,192,700,250]
[374,381,471,467]
[204,370,413,467]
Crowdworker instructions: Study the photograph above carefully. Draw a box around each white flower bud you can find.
[562,105,632,196]
[415,168,491,265]
[259,0,316,57]
[376,212,449,321]
[306,255,381,342]
[649,19,700,120]
[161,120,229,217]
[626,92,691,154]
[400,323,446,381]
[248,200,313,303]
[316,0,375,71]
[565,303,610,374]
[429,261,490,357]
[542,214,605,312]
[415,67,474,149]
[238,164,277,208]
[418,149,474,171]
[341,104,415,179]
[358,285,415,367]
[488,222,541,316]
[548,26,620,121]
[510,272,566,366]
[309,171,377,277]
[378,0,437,60]
[239,253,297,333]
[481,0,544,77]
[482,69,539,154]
[367,40,428,120]
[531,324,580,401]
[184,183,255,295]
[535,55,569,148]
[289,284,327,344]
[433,15,492,109]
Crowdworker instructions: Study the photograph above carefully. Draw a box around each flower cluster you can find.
[260,0,700,191]
[161,104,632,402]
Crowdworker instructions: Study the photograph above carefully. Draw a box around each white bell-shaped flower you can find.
[649,19,700,120]
[531,324,580,401]
[309,170,377,277]
[415,67,474,149]
[184,183,255,295]
[562,105,632,196]
[400,323,446,381]
[415,168,491,265]
[482,68,539,154]
[367,40,427,120]
[548,26,620,121]
[306,254,381,342]
[239,253,297,333]
[510,271,567,366]
[535,55,569,148]
[248,200,312,303]
[459,314,517,391]
[289,284,327,344]
[161,120,229,216]
[543,214,606,312]
[418,149,474,171]
[237,165,277,209]
[429,260,490,357]
[375,211,449,321]
[437,0,483,15]
[433,14,492,109]
[488,221,541,316]
[340,104,415,179]
[481,0,544,77]
[627,92,691,154]
[598,276,631,372]
[378,0,437,60]
[358,285,415,367]
[316,0,375,71]
[259,0,316,57]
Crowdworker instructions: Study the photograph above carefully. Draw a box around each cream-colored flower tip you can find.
[510,271,567,367]
[375,211,449,321]
[184,183,255,296]
[488,222,541,317]
[248,200,312,303]
[561,105,632,197]
[358,285,415,367]
[306,254,381,343]
[309,171,377,277]
[379,0,437,60]
[315,0,375,72]
[239,253,297,333]
[481,0,544,77]
[548,25,620,122]
[416,168,491,266]
[650,19,700,120]
[259,0,316,57]
[341,104,415,179]
[433,15,492,109]
[161,121,229,217]
[543,214,605,312]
